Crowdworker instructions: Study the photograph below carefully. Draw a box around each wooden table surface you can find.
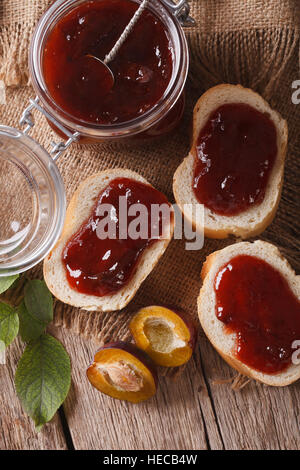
[1,319,299,450]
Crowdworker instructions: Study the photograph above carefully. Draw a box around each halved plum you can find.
[86,341,157,403]
[129,306,197,367]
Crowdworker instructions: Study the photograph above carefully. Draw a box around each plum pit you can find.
[98,361,143,392]
[87,342,157,403]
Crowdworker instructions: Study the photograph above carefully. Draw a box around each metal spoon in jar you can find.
[83,0,149,94]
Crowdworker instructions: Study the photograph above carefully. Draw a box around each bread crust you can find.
[43,169,174,312]
[198,241,300,386]
[173,84,288,239]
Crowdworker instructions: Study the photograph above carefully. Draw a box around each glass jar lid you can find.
[0,125,66,276]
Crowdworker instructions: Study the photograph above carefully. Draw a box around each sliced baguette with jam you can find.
[173,84,288,239]
[198,240,300,386]
[43,169,174,312]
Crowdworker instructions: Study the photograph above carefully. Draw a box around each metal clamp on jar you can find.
[0,0,194,276]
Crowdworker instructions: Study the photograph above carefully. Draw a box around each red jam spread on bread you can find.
[43,0,173,125]
[214,255,300,374]
[193,103,277,216]
[62,178,171,297]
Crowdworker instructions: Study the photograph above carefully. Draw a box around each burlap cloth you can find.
[0,1,299,376]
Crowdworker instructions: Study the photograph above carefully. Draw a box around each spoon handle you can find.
[104,0,149,65]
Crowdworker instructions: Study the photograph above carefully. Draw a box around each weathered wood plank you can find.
[198,336,300,450]
[50,325,224,450]
[0,337,67,450]
[50,321,300,450]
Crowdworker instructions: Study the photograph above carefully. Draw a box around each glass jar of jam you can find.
[0,0,192,277]
[29,0,191,143]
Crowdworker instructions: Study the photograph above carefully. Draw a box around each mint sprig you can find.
[0,274,19,294]
[24,280,53,324]
[0,302,19,346]
[17,301,47,343]
[15,334,71,431]
[0,276,71,431]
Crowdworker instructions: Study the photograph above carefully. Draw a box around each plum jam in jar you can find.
[30,0,190,143]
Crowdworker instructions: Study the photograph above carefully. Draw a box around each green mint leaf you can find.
[24,280,53,325]
[0,302,19,346]
[0,275,19,294]
[17,301,46,343]
[35,423,44,432]
[0,339,6,363]
[15,334,71,430]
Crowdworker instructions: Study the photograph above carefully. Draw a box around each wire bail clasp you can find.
[162,0,195,27]
[20,97,80,160]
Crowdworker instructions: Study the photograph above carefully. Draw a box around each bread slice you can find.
[173,84,288,239]
[43,169,174,312]
[198,240,300,386]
